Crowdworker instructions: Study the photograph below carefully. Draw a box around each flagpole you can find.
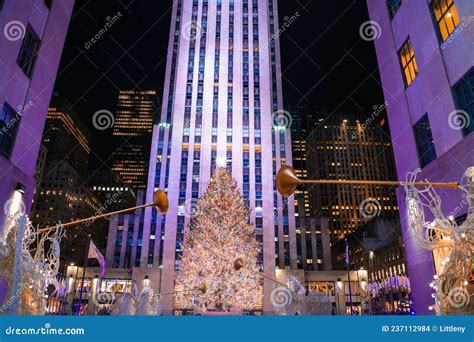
[77,234,91,315]
[345,238,354,315]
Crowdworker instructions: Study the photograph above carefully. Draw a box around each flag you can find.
[344,241,349,265]
[88,240,105,277]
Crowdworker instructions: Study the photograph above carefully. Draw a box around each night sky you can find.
[52,0,384,167]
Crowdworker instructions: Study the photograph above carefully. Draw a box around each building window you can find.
[413,114,437,168]
[387,0,402,19]
[452,67,474,136]
[17,25,41,78]
[399,39,418,87]
[0,103,21,159]
[431,0,460,42]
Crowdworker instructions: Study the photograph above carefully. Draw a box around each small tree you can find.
[175,167,262,311]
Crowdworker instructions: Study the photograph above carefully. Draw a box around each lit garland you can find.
[0,213,64,315]
[175,167,262,311]
[405,167,473,315]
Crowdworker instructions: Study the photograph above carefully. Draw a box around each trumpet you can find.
[36,189,169,234]
[276,165,459,197]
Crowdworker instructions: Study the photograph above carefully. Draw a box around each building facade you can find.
[31,96,105,264]
[107,0,296,314]
[40,94,91,173]
[305,112,399,240]
[111,90,158,190]
[367,0,474,314]
[332,218,412,314]
[89,169,136,212]
[0,0,75,229]
[290,105,319,218]
[106,190,146,269]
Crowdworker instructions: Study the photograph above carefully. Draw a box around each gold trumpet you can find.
[276,165,459,197]
[36,189,169,234]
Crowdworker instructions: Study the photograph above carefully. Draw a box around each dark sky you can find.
[53,0,383,167]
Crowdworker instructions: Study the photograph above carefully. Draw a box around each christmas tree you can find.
[175,167,262,311]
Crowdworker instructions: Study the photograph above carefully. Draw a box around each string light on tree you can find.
[174,167,262,311]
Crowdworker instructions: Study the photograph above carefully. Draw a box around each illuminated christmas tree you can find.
[175,167,262,311]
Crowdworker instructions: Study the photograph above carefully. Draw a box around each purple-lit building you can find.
[106,0,297,314]
[0,0,74,228]
[366,0,474,314]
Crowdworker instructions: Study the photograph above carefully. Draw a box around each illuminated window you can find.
[431,0,460,42]
[387,0,401,19]
[399,39,418,87]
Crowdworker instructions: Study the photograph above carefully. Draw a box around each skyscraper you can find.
[0,0,75,229]
[305,112,399,240]
[290,105,318,218]
[111,90,159,190]
[31,96,105,264]
[41,94,91,174]
[139,0,295,314]
[367,0,473,314]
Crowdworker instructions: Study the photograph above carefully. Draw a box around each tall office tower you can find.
[31,159,105,264]
[0,0,75,229]
[41,94,91,173]
[138,0,295,314]
[89,169,136,212]
[111,90,159,190]
[366,0,474,314]
[290,105,319,217]
[306,112,399,239]
[31,97,105,264]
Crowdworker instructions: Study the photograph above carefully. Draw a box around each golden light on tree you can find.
[175,168,262,312]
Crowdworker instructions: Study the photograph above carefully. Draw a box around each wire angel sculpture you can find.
[300,286,333,316]
[272,276,332,315]
[0,213,64,315]
[110,283,161,316]
[404,167,473,315]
